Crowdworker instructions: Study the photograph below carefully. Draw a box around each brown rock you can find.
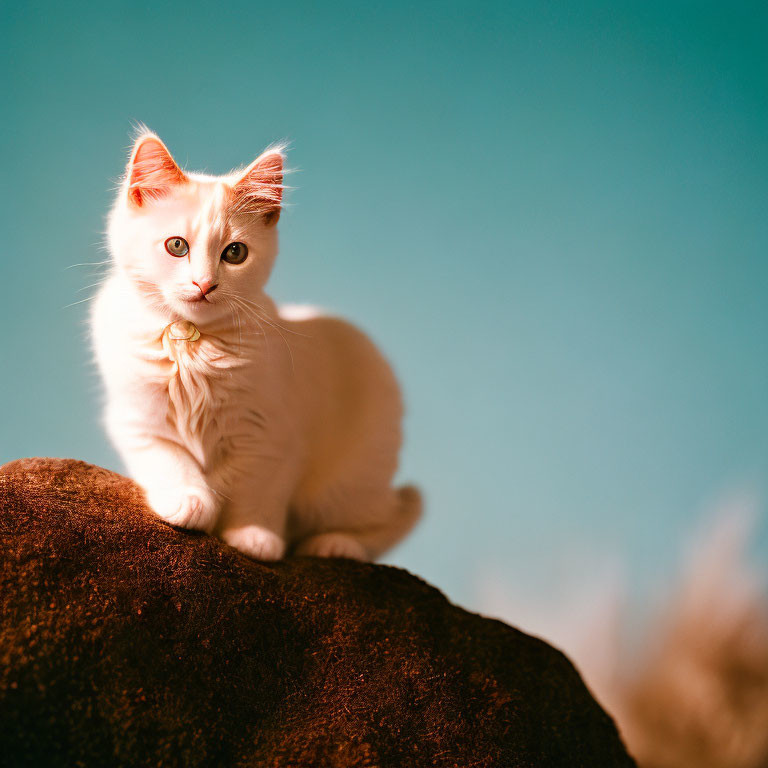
[0,458,634,767]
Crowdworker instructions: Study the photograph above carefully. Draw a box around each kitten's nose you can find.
[192,279,218,296]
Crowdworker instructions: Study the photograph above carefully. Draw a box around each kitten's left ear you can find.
[126,133,187,207]
[232,150,284,225]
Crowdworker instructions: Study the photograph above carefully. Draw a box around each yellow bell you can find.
[165,320,201,342]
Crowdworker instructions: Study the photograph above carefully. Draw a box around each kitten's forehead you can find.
[149,178,234,238]
[197,180,231,236]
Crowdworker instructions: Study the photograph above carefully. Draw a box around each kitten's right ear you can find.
[126,133,187,207]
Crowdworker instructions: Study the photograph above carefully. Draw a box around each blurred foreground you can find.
[480,505,768,768]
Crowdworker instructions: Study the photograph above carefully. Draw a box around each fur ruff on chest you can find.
[160,322,237,457]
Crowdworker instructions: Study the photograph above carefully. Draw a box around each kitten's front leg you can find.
[219,486,288,560]
[111,426,221,532]
[221,518,286,561]
[215,456,296,561]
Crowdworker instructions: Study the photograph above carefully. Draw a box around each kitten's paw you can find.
[147,485,219,533]
[294,533,368,561]
[222,525,286,561]
[165,490,219,532]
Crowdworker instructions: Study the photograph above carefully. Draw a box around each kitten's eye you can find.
[221,242,248,264]
[164,236,189,257]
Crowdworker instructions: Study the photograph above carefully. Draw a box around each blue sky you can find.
[2,0,766,610]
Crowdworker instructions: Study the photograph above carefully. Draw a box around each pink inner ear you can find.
[232,153,284,220]
[128,137,187,207]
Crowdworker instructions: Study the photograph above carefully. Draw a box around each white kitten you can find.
[91,131,421,561]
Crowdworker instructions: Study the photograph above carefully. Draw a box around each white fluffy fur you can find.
[92,132,420,561]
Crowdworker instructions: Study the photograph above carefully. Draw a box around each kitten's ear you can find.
[126,133,187,207]
[232,150,284,224]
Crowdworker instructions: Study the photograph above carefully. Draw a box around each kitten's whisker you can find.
[225,297,243,353]
[229,296,310,338]
[63,295,99,309]
[65,261,111,270]
[77,280,107,293]
[228,295,295,372]
[210,487,232,502]
[221,291,262,349]
[224,295,281,363]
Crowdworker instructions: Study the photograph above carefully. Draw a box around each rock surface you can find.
[0,458,634,767]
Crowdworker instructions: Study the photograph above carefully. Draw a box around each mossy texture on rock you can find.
[0,458,635,767]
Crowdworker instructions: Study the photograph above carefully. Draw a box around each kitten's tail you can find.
[362,485,423,560]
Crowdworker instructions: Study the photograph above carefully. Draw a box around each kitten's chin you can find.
[167,296,226,324]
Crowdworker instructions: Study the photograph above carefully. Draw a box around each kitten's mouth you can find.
[180,294,211,304]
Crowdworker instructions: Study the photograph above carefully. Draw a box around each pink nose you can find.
[192,280,218,296]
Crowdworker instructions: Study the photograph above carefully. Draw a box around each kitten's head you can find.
[108,131,284,323]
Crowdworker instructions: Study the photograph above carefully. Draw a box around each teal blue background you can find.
[2,1,766,611]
